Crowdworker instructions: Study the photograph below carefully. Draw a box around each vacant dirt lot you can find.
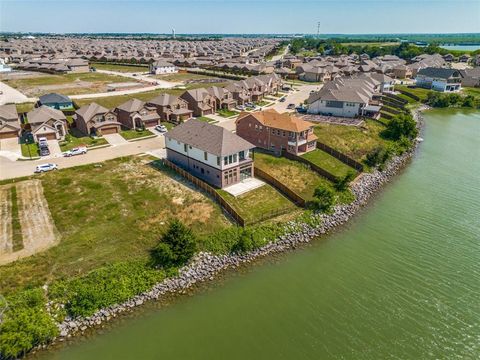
[0,180,58,265]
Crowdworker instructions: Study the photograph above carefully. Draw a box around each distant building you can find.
[165,119,255,188]
[415,67,463,92]
[149,60,177,75]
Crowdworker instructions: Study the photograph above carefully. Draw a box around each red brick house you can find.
[114,98,161,129]
[235,109,317,155]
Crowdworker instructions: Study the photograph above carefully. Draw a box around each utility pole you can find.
[317,22,321,39]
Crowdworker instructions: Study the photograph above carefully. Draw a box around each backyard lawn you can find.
[396,85,432,102]
[91,63,148,73]
[313,120,394,164]
[15,102,35,114]
[0,156,231,294]
[218,184,297,225]
[120,128,154,140]
[254,152,353,203]
[301,149,356,178]
[59,129,109,151]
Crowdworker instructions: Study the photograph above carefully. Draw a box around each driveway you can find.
[0,137,22,160]
[103,133,129,146]
[47,140,62,157]
[0,136,165,181]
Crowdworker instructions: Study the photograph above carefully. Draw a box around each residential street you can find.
[0,135,165,180]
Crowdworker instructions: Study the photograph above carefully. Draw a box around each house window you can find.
[204,152,208,161]
[229,155,233,163]
[184,144,188,152]
[239,151,245,160]
[233,154,237,162]
[224,156,228,165]
[217,156,221,166]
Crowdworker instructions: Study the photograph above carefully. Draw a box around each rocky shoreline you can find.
[45,107,427,347]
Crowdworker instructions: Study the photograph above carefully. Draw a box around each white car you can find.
[38,136,48,147]
[35,163,58,173]
[63,147,87,157]
[155,124,168,133]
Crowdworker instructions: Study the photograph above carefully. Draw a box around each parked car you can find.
[34,163,57,173]
[287,103,296,109]
[279,97,286,102]
[236,105,245,111]
[63,147,87,157]
[38,137,48,147]
[245,102,254,108]
[296,106,307,114]
[155,124,168,133]
[39,146,50,157]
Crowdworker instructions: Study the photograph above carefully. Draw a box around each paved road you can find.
[271,84,321,113]
[0,136,165,181]
[270,45,290,62]
[0,81,36,105]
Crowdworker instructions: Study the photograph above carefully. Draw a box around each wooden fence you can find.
[282,150,339,182]
[162,159,246,227]
[254,167,307,208]
[397,89,420,101]
[315,142,364,172]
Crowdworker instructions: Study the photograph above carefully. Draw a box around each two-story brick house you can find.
[147,94,193,123]
[235,109,317,155]
[74,102,122,135]
[206,86,237,110]
[165,119,255,188]
[180,88,217,117]
[114,98,161,129]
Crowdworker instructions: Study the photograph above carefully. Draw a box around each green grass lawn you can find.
[463,87,480,97]
[217,108,238,118]
[196,116,217,123]
[60,129,109,151]
[254,152,353,203]
[154,72,221,82]
[20,142,39,157]
[301,149,356,178]
[313,120,394,164]
[255,100,272,107]
[396,85,432,102]
[120,128,154,140]
[0,156,231,295]
[218,184,297,225]
[15,102,35,114]
[91,63,148,73]
[160,121,175,130]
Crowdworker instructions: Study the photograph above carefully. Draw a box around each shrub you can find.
[50,261,165,318]
[335,170,356,191]
[383,113,418,140]
[310,186,335,213]
[231,231,254,253]
[365,146,392,168]
[0,289,58,359]
[151,219,197,268]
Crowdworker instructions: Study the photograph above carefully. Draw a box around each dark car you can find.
[39,146,50,156]
[279,97,286,102]
[287,103,295,109]
[296,106,307,114]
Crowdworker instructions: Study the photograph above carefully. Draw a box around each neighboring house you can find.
[392,64,413,79]
[38,93,73,110]
[459,68,480,87]
[165,119,255,188]
[114,98,161,129]
[307,76,379,118]
[0,104,21,138]
[26,106,67,141]
[147,94,192,123]
[235,109,317,155]
[74,102,122,135]
[0,59,12,73]
[149,60,177,75]
[206,86,237,110]
[180,88,216,117]
[225,82,251,105]
[415,67,463,92]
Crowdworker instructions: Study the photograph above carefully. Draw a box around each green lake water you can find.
[34,109,480,360]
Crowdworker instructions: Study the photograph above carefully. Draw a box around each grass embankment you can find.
[91,63,148,73]
[218,184,297,225]
[60,129,108,151]
[3,72,138,96]
[120,128,153,140]
[313,120,395,165]
[254,152,354,203]
[0,156,230,295]
[301,149,355,178]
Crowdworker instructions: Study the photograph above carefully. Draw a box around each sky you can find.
[0,0,479,34]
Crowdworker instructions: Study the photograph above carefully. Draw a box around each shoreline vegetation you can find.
[0,101,426,359]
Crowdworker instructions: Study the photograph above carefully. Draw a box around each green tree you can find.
[232,230,254,253]
[384,113,418,140]
[335,171,357,191]
[310,186,335,213]
[151,219,197,268]
[365,146,392,168]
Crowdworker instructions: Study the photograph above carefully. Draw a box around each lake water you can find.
[440,45,480,52]
[33,109,480,360]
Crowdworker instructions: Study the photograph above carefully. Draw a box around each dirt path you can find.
[0,185,13,254]
[0,180,58,265]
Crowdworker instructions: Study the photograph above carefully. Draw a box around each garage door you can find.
[43,133,57,140]
[0,131,18,139]
[144,120,158,128]
[101,127,118,135]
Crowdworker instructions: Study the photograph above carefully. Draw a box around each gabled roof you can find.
[76,102,110,122]
[116,98,145,112]
[39,92,71,104]
[417,67,463,79]
[166,119,254,157]
[0,104,19,122]
[148,93,183,106]
[237,109,313,133]
[27,105,66,124]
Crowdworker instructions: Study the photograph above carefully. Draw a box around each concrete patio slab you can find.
[223,177,265,197]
